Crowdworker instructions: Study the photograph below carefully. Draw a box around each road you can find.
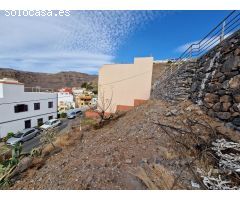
[21,117,80,153]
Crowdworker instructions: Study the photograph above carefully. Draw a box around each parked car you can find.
[67,109,82,119]
[6,128,40,146]
[40,119,62,130]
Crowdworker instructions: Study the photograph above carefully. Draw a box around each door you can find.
[37,118,43,126]
[25,120,31,129]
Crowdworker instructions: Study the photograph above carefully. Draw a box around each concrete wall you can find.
[98,57,153,113]
[0,82,57,138]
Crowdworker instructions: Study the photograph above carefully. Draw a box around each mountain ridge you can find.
[0,68,98,90]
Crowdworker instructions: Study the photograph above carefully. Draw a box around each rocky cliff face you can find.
[0,68,98,90]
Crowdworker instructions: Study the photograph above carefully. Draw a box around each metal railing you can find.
[24,87,55,93]
[157,10,240,84]
[179,10,240,60]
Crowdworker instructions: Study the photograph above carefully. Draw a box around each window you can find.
[34,103,40,110]
[24,129,34,136]
[48,116,53,120]
[48,101,53,108]
[37,118,43,126]
[14,104,28,113]
[24,120,31,129]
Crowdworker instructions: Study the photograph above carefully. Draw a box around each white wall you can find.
[57,92,74,104]
[0,113,57,138]
[0,83,57,138]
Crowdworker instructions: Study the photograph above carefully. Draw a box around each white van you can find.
[67,108,82,119]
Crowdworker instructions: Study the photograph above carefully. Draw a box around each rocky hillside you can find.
[10,99,240,189]
[0,68,98,90]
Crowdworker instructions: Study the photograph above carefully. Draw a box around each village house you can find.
[72,87,86,96]
[57,91,75,113]
[58,87,73,94]
[0,78,58,138]
[75,94,92,107]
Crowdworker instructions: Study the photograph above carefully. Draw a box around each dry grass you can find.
[129,163,176,189]
[25,169,37,178]
[54,128,84,148]
[41,144,55,157]
[81,118,97,126]
[54,134,72,147]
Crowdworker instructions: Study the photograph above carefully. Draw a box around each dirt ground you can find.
[10,99,240,190]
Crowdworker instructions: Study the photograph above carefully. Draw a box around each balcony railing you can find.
[24,87,54,93]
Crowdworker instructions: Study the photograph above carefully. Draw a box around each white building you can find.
[0,78,57,138]
[72,87,86,96]
[91,97,98,106]
[57,92,75,113]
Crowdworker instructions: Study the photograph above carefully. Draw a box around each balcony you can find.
[24,87,54,93]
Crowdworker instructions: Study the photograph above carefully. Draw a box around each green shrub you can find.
[30,148,42,157]
[60,112,67,118]
[2,132,14,143]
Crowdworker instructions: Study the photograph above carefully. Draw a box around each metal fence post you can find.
[220,21,226,42]
[190,45,192,58]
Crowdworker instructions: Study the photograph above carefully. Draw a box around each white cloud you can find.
[175,32,233,54]
[175,41,198,53]
[0,11,162,74]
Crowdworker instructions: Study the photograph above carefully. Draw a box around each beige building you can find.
[75,94,92,107]
[98,57,153,113]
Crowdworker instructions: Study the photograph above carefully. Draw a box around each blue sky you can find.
[0,10,231,74]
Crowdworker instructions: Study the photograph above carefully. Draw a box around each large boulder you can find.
[233,95,240,103]
[212,102,221,112]
[10,157,33,178]
[221,55,240,72]
[232,117,240,126]
[216,112,231,120]
[232,103,240,112]
[222,80,229,89]
[206,83,222,93]
[222,102,232,112]
[220,95,232,103]
[213,71,224,79]
[234,48,240,56]
[204,93,219,104]
[229,75,240,90]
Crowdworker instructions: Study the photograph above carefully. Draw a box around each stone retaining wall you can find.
[151,61,197,102]
[190,30,240,130]
[152,30,240,130]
